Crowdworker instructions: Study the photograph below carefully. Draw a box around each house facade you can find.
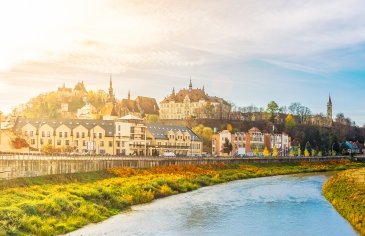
[146,124,202,156]
[11,116,203,156]
[159,80,231,120]
[212,127,291,157]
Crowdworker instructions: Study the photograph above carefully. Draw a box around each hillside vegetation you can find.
[0,160,364,235]
[323,168,365,236]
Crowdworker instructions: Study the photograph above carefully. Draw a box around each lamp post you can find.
[331,142,335,156]
[0,111,2,145]
[144,126,147,157]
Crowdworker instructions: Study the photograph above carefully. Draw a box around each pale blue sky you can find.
[0,0,365,125]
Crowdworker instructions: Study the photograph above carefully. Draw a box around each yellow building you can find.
[11,116,203,156]
[13,118,115,155]
[159,80,231,120]
[114,115,148,156]
[146,124,202,156]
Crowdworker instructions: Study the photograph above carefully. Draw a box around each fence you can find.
[0,154,350,180]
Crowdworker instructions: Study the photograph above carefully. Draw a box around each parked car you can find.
[161,152,176,157]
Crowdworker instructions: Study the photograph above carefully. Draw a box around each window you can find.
[47,131,51,137]
[40,139,44,145]
[74,140,78,146]
[57,140,61,145]
[100,141,104,147]
[48,139,52,144]
[116,141,120,147]
[59,132,62,138]
[83,140,86,146]
[24,131,28,136]
[64,132,68,138]
[76,132,80,138]
[31,139,35,145]
[99,133,102,139]
[82,132,85,138]
[42,131,45,137]
[93,133,96,138]
[109,141,113,147]
[30,131,34,137]
[65,140,69,146]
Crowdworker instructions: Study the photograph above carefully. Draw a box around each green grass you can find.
[323,168,365,236]
[0,160,364,236]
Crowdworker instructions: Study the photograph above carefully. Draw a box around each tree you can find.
[267,101,279,122]
[263,147,270,157]
[304,149,310,157]
[145,114,159,123]
[11,137,29,149]
[226,123,233,132]
[285,114,296,130]
[222,138,232,154]
[305,141,312,154]
[272,147,278,157]
[192,124,214,153]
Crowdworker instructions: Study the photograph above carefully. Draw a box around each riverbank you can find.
[323,167,365,236]
[0,160,364,235]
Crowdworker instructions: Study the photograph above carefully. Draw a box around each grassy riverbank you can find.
[323,167,365,236]
[0,160,364,236]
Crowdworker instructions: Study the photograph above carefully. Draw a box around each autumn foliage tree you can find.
[11,137,29,149]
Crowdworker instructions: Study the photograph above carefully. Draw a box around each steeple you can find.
[128,90,131,100]
[202,85,205,93]
[172,87,175,96]
[327,93,333,125]
[189,77,192,92]
[107,74,115,103]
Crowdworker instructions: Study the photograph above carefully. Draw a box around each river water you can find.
[68,173,358,236]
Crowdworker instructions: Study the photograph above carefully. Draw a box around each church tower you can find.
[189,78,192,92]
[327,94,333,125]
[107,74,115,103]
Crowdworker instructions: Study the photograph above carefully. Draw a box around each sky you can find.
[1,0,365,125]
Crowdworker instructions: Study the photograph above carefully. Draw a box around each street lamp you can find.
[331,142,336,156]
[0,111,2,145]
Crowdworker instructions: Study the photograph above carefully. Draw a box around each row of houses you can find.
[0,116,202,156]
[212,127,291,156]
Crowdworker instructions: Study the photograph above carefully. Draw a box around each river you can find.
[68,173,358,236]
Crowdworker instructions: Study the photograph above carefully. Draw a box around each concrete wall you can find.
[0,154,349,180]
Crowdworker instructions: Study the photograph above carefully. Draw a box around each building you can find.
[120,91,159,118]
[114,115,148,156]
[159,79,231,120]
[11,116,203,156]
[146,124,202,156]
[212,127,291,157]
[13,117,115,155]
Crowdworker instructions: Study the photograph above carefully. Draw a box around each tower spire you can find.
[109,74,113,97]
[172,87,175,96]
[128,90,131,100]
[327,93,333,126]
[189,77,192,92]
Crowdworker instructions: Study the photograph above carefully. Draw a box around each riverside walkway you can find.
[0,153,352,180]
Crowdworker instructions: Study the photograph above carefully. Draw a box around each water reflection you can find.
[68,173,358,236]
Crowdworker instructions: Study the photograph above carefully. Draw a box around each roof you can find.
[120,99,138,113]
[161,88,208,103]
[248,127,261,133]
[161,87,231,107]
[136,96,159,115]
[120,96,159,115]
[13,117,115,137]
[147,124,201,141]
[118,115,143,120]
